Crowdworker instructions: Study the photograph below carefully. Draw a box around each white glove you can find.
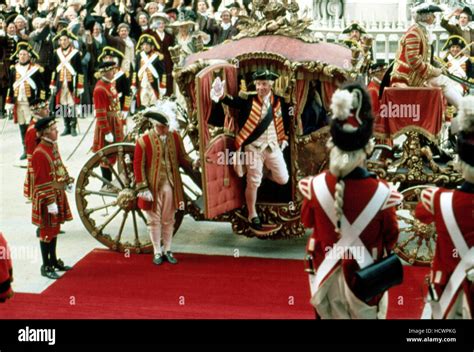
[47,203,59,215]
[138,190,153,202]
[467,267,474,282]
[159,87,167,97]
[50,85,57,94]
[77,88,84,96]
[105,133,114,143]
[121,111,128,120]
[131,86,137,95]
[66,183,74,194]
[5,104,13,113]
[210,77,225,103]
[192,159,201,170]
[432,67,443,77]
[280,140,289,151]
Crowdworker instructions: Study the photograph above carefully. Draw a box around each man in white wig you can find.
[415,95,474,319]
[299,83,403,319]
[133,99,198,265]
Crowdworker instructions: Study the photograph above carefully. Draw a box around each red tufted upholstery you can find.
[203,135,244,219]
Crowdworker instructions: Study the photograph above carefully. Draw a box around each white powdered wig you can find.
[330,89,353,121]
[147,99,179,132]
[458,95,474,133]
[326,137,375,233]
[330,88,363,132]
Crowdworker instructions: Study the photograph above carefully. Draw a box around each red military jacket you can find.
[133,130,193,211]
[299,168,402,304]
[415,183,474,315]
[92,78,124,153]
[24,118,38,199]
[391,24,438,87]
[0,233,13,302]
[31,139,73,241]
[367,79,381,116]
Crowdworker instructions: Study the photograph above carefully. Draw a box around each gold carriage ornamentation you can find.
[73,0,451,267]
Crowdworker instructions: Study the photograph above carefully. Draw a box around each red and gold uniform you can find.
[367,78,381,116]
[92,78,124,157]
[0,233,13,303]
[415,184,474,319]
[134,129,193,211]
[299,168,402,318]
[31,138,73,242]
[390,23,438,87]
[23,118,39,199]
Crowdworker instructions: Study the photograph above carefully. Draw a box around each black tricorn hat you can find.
[442,35,468,51]
[252,69,279,81]
[10,41,40,60]
[98,46,125,63]
[329,83,374,152]
[414,3,442,14]
[342,22,366,34]
[35,116,56,132]
[30,98,48,111]
[52,28,78,41]
[143,111,168,126]
[97,61,117,73]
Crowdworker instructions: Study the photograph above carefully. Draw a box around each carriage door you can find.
[195,63,244,219]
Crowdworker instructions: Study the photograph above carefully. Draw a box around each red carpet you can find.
[0,249,429,319]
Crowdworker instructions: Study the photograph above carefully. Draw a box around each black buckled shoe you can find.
[249,217,263,231]
[52,259,72,271]
[19,153,27,160]
[71,127,77,137]
[164,251,178,264]
[153,253,163,265]
[41,265,60,279]
[60,128,71,136]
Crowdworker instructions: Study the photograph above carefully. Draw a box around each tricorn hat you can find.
[10,41,40,61]
[98,46,125,63]
[136,34,161,51]
[52,28,78,41]
[342,22,366,34]
[442,35,468,51]
[329,83,374,152]
[413,2,442,14]
[35,116,56,132]
[252,69,279,81]
[30,98,49,111]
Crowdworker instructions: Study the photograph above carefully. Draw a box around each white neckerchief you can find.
[7,34,18,41]
[418,21,435,44]
[94,35,103,45]
[160,134,167,142]
[156,30,165,41]
[221,22,231,31]
[460,23,474,31]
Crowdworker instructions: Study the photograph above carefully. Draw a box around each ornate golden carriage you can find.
[74,1,451,267]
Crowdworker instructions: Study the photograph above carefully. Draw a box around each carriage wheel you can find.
[75,143,184,254]
[394,185,436,266]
